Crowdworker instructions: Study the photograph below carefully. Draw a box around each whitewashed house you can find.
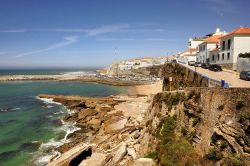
[218,27,250,70]
[197,28,225,63]
[178,48,198,64]
[209,48,220,64]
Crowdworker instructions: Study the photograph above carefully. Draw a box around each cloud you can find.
[0,29,27,33]
[86,24,130,36]
[13,36,79,58]
[46,28,88,33]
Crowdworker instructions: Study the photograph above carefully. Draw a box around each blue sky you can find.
[0,0,249,68]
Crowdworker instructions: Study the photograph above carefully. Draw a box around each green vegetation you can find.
[239,110,250,122]
[239,52,250,58]
[149,116,202,166]
[163,92,186,107]
[144,152,157,160]
[236,100,245,110]
[223,154,247,166]
[205,148,223,161]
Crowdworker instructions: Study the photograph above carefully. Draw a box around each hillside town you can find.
[100,26,250,86]
[177,26,250,72]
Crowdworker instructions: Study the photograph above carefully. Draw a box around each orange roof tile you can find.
[204,35,222,43]
[221,27,250,38]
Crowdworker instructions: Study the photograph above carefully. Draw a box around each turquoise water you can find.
[0,81,125,166]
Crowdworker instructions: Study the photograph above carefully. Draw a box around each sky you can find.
[0,0,249,69]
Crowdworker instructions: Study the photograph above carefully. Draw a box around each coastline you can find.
[37,81,162,165]
[0,75,152,86]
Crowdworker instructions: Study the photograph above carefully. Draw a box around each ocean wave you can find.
[0,107,21,112]
[61,71,96,76]
[33,120,80,166]
[36,97,62,105]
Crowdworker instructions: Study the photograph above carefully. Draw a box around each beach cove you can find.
[0,81,127,166]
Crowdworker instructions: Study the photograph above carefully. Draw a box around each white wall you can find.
[234,36,250,63]
[219,36,234,64]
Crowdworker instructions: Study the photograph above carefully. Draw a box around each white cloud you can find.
[0,29,27,33]
[13,36,79,58]
[86,24,130,36]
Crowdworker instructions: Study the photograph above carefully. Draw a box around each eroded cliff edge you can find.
[40,63,249,166]
[142,88,250,165]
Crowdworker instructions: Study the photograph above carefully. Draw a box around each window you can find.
[217,54,220,61]
[227,53,230,60]
[203,45,205,51]
[227,39,231,50]
[212,55,215,61]
[222,53,225,60]
[222,41,225,51]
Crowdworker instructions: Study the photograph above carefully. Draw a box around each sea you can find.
[0,69,125,166]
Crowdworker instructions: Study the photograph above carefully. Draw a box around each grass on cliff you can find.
[146,116,203,166]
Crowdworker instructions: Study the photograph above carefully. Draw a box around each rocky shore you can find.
[37,82,161,166]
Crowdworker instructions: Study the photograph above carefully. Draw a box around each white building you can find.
[178,48,198,64]
[197,28,224,63]
[188,38,204,49]
[218,27,250,70]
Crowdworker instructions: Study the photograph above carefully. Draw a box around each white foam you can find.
[34,120,80,165]
[61,71,96,76]
[36,96,62,105]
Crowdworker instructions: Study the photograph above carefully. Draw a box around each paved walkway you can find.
[179,63,250,88]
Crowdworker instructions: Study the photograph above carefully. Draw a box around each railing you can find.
[177,62,231,88]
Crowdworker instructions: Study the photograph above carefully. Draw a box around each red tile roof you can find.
[221,27,250,38]
[204,35,223,43]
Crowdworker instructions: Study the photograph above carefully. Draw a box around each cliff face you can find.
[161,63,209,91]
[142,88,250,165]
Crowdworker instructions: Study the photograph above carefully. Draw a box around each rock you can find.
[104,118,128,134]
[133,158,155,166]
[127,148,137,159]
[133,130,140,139]
[79,153,111,166]
[111,142,127,165]
[78,108,98,120]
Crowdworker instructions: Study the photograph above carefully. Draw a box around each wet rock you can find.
[19,141,42,152]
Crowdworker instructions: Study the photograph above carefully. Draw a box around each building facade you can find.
[218,27,250,70]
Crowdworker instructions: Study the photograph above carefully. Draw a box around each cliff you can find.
[141,88,250,165]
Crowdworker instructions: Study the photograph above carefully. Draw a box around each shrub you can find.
[193,117,201,126]
[205,148,223,161]
[239,52,250,58]
[239,110,250,122]
[181,126,188,136]
[145,152,157,159]
[223,154,246,166]
[236,100,245,110]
